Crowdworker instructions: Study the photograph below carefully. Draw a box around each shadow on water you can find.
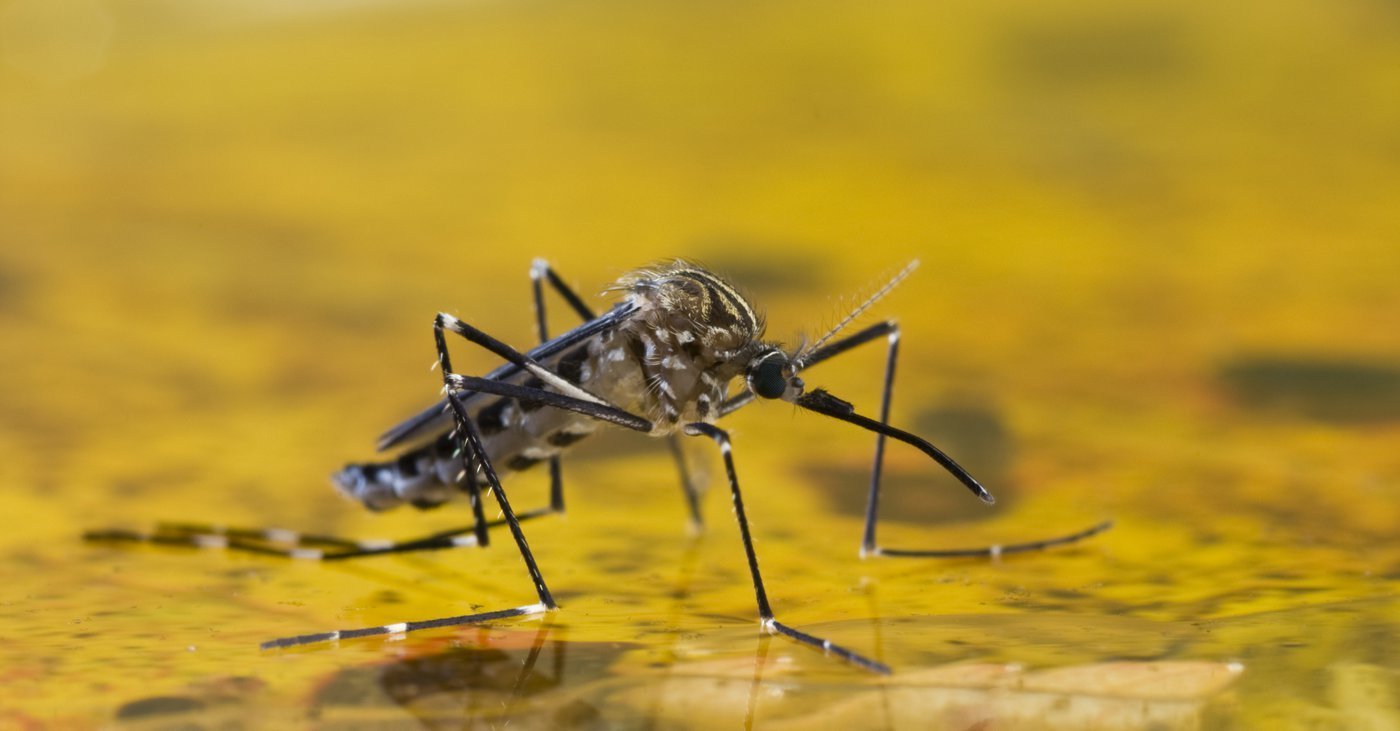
[309,627,633,730]
[1220,356,1400,423]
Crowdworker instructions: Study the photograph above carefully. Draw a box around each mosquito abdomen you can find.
[333,408,599,512]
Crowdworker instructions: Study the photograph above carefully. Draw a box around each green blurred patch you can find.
[1221,356,1400,422]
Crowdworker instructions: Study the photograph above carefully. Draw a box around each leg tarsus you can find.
[261,603,553,650]
[768,619,892,675]
[876,520,1114,559]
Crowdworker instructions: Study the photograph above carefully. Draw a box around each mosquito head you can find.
[746,348,805,402]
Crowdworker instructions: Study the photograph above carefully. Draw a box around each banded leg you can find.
[726,320,1111,559]
[687,422,892,675]
[81,509,559,561]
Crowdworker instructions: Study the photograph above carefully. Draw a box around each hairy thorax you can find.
[587,263,768,434]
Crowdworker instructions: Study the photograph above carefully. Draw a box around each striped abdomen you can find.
[332,395,600,512]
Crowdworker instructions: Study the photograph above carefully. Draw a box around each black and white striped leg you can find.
[263,390,562,650]
[261,604,551,650]
[773,320,1113,559]
[876,519,1114,558]
[81,511,558,561]
[531,258,597,514]
[686,422,892,675]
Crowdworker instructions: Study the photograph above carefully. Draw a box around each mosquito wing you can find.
[375,302,640,452]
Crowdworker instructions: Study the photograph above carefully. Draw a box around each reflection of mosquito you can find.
[88,259,1110,673]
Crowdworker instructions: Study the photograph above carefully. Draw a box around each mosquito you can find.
[87,258,1111,674]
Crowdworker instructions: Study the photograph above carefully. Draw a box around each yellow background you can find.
[1,0,1397,728]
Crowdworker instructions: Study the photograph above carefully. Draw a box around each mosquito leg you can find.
[87,440,508,560]
[666,435,705,530]
[434,313,611,410]
[80,511,567,560]
[876,520,1115,558]
[686,422,891,675]
[530,259,597,513]
[261,604,552,650]
[443,374,651,432]
[83,464,527,559]
[531,258,595,323]
[861,322,899,556]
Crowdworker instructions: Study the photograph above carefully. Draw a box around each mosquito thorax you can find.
[600,262,774,430]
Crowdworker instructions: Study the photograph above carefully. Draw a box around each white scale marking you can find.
[522,362,607,405]
[264,528,299,543]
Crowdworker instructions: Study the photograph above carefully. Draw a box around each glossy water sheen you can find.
[1,1,1397,728]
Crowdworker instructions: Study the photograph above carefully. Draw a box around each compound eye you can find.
[750,355,788,400]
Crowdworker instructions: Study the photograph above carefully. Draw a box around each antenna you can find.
[795,259,919,367]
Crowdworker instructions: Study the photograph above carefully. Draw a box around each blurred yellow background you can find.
[1,0,1397,728]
